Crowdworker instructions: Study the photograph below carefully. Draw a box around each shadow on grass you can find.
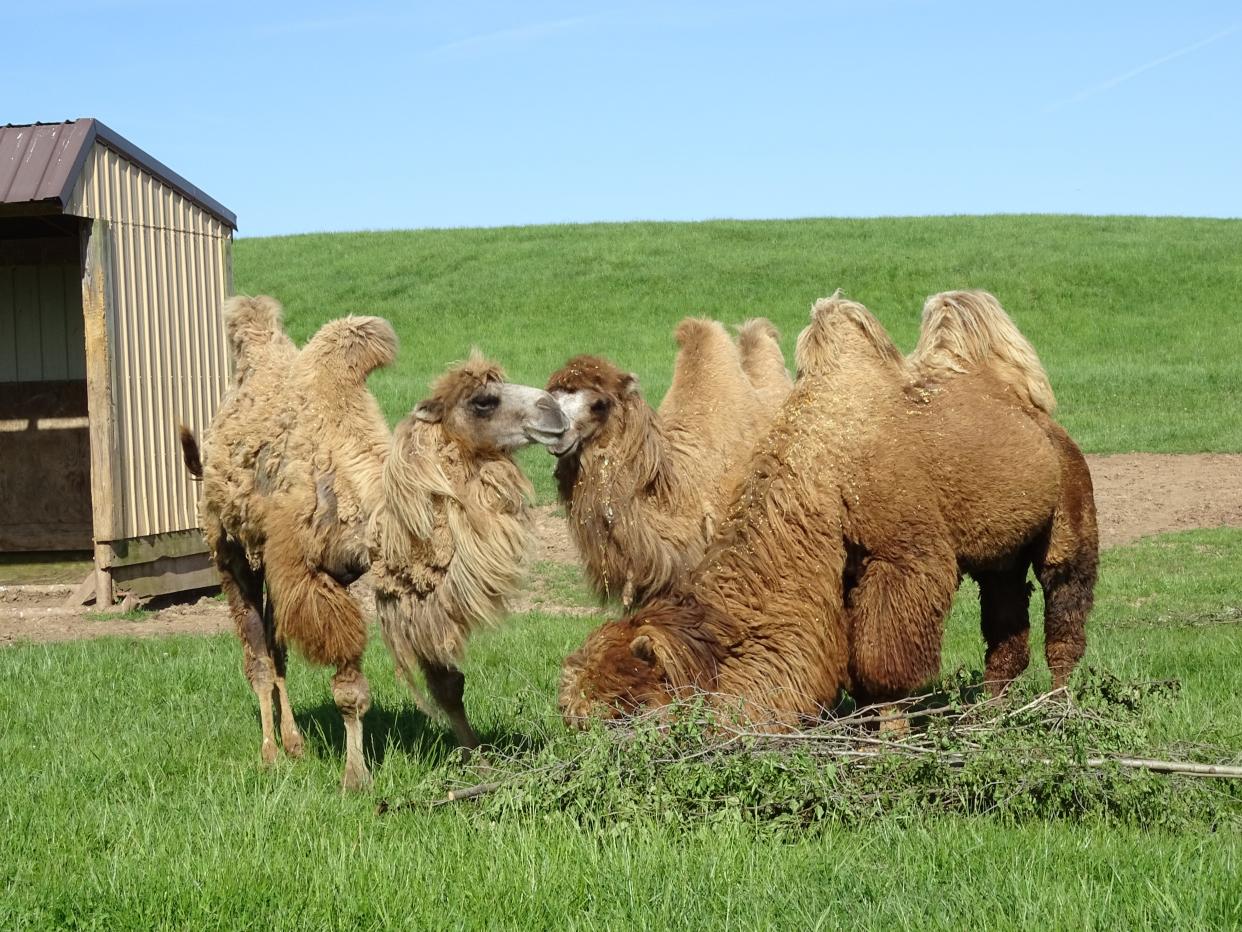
[294,700,553,771]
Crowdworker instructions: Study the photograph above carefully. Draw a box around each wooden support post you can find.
[81,220,121,606]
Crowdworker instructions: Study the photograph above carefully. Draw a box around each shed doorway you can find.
[0,214,91,552]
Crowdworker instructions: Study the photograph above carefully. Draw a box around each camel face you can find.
[559,618,673,726]
[546,387,613,456]
[416,375,567,455]
[545,354,639,457]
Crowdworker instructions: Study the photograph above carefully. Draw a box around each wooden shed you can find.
[0,118,235,604]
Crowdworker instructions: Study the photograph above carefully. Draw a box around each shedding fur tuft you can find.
[263,494,368,667]
[370,413,534,668]
[911,290,1056,414]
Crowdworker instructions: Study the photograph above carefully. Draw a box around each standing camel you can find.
[368,353,566,750]
[183,296,393,789]
[547,317,790,609]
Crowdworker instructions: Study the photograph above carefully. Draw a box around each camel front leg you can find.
[331,659,372,791]
[419,657,480,751]
[975,566,1034,693]
[846,542,958,703]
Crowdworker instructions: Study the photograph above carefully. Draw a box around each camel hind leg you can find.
[974,565,1033,693]
[270,629,305,759]
[217,550,280,766]
[847,542,958,703]
[1034,448,1099,688]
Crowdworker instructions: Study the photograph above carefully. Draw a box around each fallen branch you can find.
[444,781,501,803]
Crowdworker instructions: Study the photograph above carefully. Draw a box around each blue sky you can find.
[5,1,1239,237]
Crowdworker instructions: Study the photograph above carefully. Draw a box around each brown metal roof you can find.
[0,118,236,229]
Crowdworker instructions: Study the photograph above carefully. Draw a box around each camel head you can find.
[559,596,727,726]
[413,352,567,455]
[544,354,641,457]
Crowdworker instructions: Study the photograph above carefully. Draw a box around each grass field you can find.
[234,215,1242,501]
[3,529,1240,928]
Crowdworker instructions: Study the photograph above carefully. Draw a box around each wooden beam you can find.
[103,528,209,569]
[81,219,121,605]
[110,551,219,599]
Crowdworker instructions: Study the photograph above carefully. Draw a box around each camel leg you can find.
[847,545,958,703]
[219,557,280,766]
[975,566,1033,694]
[419,657,480,751]
[1035,555,1096,688]
[1034,454,1099,689]
[271,639,304,759]
[331,659,371,791]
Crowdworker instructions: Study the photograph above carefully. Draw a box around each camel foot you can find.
[282,732,305,759]
[876,706,910,738]
[341,759,372,793]
[260,739,279,767]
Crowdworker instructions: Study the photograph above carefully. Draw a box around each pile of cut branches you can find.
[389,670,1242,831]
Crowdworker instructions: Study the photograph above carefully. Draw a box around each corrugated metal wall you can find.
[0,260,87,382]
[67,142,232,540]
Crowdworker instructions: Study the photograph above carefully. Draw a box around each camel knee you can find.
[331,666,371,719]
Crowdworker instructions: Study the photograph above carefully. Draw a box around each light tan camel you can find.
[186,301,566,788]
[546,317,790,609]
[560,291,1097,725]
[368,353,567,750]
[183,296,394,790]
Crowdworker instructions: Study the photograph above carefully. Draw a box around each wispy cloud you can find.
[421,15,595,59]
[1047,21,1241,112]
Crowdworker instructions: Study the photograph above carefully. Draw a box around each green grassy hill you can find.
[235,216,1242,478]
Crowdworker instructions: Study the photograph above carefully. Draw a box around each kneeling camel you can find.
[560,291,1097,725]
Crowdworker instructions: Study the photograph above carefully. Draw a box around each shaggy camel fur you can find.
[547,317,790,609]
[184,296,394,790]
[368,353,567,749]
[560,291,1097,725]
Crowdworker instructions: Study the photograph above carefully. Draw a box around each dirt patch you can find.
[1088,453,1242,548]
[0,586,230,646]
[2,453,1241,645]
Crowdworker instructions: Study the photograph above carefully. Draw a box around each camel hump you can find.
[302,315,399,382]
[913,290,1055,414]
[736,317,780,353]
[796,291,903,375]
[736,318,791,409]
[223,295,285,364]
[674,316,731,351]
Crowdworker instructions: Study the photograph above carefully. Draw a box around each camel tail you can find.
[263,501,367,668]
[736,317,792,406]
[913,290,1056,414]
[178,424,203,480]
[302,315,399,384]
[223,295,285,366]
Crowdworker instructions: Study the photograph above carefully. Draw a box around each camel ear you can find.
[630,633,657,663]
[413,399,443,423]
[621,373,640,397]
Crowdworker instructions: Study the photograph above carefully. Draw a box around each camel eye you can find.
[590,398,609,416]
[471,395,500,416]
